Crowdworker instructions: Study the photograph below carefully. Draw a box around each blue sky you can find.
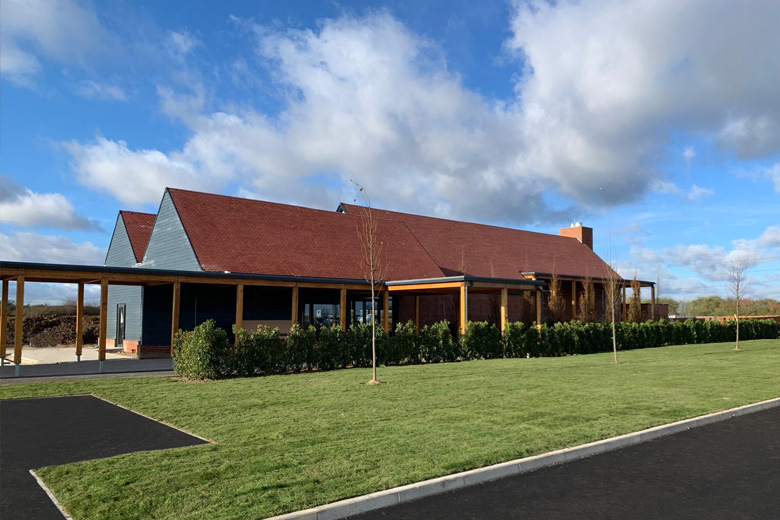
[1,0,779,303]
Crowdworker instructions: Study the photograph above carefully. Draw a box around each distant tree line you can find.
[649,296,780,317]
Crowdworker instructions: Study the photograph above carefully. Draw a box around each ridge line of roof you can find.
[167,187,426,226]
[167,187,364,221]
[340,202,582,242]
[119,210,156,218]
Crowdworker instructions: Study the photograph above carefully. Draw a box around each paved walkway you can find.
[0,395,208,520]
[5,346,127,365]
[351,406,780,519]
[0,356,175,385]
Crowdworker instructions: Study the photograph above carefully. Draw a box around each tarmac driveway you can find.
[0,395,207,520]
[351,406,780,520]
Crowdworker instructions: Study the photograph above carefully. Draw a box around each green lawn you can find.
[2,339,779,519]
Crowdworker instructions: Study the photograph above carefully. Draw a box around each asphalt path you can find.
[350,406,780,520]
[0,395,207,520]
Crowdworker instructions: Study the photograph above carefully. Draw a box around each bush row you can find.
[173,318,779,380]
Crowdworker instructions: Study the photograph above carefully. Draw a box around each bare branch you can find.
[352,180,386,383]
[727,250,752,351]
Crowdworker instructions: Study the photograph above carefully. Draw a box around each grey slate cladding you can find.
[105,216,144,341]
[140,190,201,271]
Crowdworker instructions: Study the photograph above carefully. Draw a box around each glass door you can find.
[116,304,126,347]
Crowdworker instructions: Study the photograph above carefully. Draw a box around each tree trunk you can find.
[611,304,618,364]
[371,283,377,382]
[734,300,740,351]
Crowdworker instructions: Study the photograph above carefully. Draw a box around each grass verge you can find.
[1,339,779,519]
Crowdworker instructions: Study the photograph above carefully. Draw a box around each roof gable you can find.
[119,211,156,263]
[340,203,618,280]
[167,189,443,281]
[104,216,135,267]
[140,191,201,271]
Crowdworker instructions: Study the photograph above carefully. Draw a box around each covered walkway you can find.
[0,261,376,370]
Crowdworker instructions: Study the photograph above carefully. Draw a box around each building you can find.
[94,188,654,357]
[0,187,656,362]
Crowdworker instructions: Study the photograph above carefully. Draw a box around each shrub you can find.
[318,325,349,371]
[253,325,287,375]
[287,324,317,372]
[420,320,456,363]
[173,316,779,381]
[391,321,420,365]
[347,322,377,368]
[503,321,527,358]
[462,321,503,359]
[173,319,230,380]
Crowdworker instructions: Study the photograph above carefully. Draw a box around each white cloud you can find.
[682,146,696,165]
[63,137,217,206]
[507,0,780,193]
[0,231,105,265]
[686,185,713,201]
[627,225,780,299]
[0,230,107,304]
[74,80,128,101]
[751,162,780,194]
[650,180,712,201]
[0,0,108,85]
[63,4,780,223]
[0,43,41,85]
[0,176,102,231]
[756,226,780,249]
[65,13,558,221]
[5,281,101,305]
[165,30,199,59]
[650,180,682,197]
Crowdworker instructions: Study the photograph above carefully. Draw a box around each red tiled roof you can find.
[340,204,619,280]
[120,211,156,263]
[167,189,444,281]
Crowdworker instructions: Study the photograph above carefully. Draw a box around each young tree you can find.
[547,271,566,323]
[727,252,751,351]
[577,276,596,322]
[603,260,622,364]
[627,275,644,323]
[352,182,387,384]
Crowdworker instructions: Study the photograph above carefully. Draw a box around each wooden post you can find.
[535,287,542,329]
[170,280,180,356]
[340,288,347,328]
[382,290,390,333]
[1,279,8,362]
[459,283,468,335]
[235,284,244,332]
[500,288,508,335]
[651,284,656,320]
[13,276,24,365]
[98,278,108,362]
[291,286,299,327]
[415,295,420,335]
[75,282,84,358]
[571,280,577,320]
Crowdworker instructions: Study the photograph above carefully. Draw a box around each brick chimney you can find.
[559,222,593,249]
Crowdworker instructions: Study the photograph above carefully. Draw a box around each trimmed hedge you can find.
[173,318,780,380]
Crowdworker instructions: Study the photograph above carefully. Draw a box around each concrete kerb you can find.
[267,396,780,520]
[30,469,75,520]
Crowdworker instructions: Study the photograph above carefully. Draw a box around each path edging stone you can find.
[267,396,780,520]
[30,469,74,520]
